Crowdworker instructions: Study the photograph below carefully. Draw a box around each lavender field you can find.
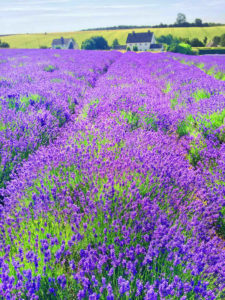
[0,49,225,299]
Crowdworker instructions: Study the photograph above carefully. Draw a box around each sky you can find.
[0,0,224,35]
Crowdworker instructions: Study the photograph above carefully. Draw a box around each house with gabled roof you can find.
[52,37,78,49]
[126,31,163,51]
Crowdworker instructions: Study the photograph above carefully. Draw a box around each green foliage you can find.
[40,45,48,49]
[81,98,100,119]
[192,89,211,102]
[177,120,190,137]
[112,38,119,49]
[176,13,187,25]
[214,72,225,81]
[187,142,202,167]
[208,110,225,130]
[44,65,57,72]
[203,36,208,45]
[177,110,225,166]
[6,94,41,112]
[196,63,205,70]
[215,215,225,239]
[120,109,159,132]
[178,110,225,138]
[168,43,193,55]
[127,47,131,51]
[190,38,204,47]
[170,97,178,109]
[133,46,138,51]
[162,82,171,93]
[121,111,140,131]
[144,114,158,131]
[179,37,191,45]
[212,36,221,46]
[177,117,203,167]
[0,40,10,48]
[195,18,202,26]
[198,48,225,54]
[51,78,61,83]
[81,36,109,50]
[157,34,180,45]
[220,33,225,46]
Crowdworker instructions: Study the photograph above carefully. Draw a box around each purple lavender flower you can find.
[57,274,66,289]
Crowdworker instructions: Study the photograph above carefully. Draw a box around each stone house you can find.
[52,37,78,49]
[126,31,163,51]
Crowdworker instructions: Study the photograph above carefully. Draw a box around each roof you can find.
[150,44,163,49]
[126,31,154,43]
[206,41,214,47]
[114,45,127,50]
[52,37,75,47]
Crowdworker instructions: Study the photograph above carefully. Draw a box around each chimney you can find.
[61,37,64,44]
[148,30,151,34]
[132,31,135,35]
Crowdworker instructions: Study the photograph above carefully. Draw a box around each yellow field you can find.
[1,26,225,49]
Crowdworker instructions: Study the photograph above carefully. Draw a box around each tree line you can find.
[82,13,224,31]
[157,33,225,47]
[80,33,225,51]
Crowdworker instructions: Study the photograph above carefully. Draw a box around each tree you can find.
[0,40,10,48]
[179,37,191,45]
[212,36,221,46]
[81,36,109,50]
[133,46,138,51]
[81,38,96,50]
[203,37,207,46]
[112,39,119,49]
[157,34,180,45]
[220,34,225,46]
[176,13,187,25]
[94,36,109,50]
[195,18,202,26]
[190,38,204,47]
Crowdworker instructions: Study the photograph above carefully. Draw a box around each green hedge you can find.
[198,49,225,54]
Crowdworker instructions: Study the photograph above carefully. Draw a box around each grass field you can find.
[1,26,225,49]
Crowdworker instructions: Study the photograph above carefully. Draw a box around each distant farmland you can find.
[2,26,225,48]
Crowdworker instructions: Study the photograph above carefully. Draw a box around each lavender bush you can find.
[0,49,225,299]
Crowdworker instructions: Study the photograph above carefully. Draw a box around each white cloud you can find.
[204,0,225,6]
[0,7,64,12]
[76,4,159,9]
[43,11,139,17]
[11,0,70,3]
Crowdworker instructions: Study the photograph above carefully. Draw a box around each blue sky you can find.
[0,0,224,35]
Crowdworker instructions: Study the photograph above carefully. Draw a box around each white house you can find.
[52,37,78,49]
[126,31,163,51]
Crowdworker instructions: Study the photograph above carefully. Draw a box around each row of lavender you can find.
[0,50,225,299]
[0,49,121,194]
[168,52,225,80]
